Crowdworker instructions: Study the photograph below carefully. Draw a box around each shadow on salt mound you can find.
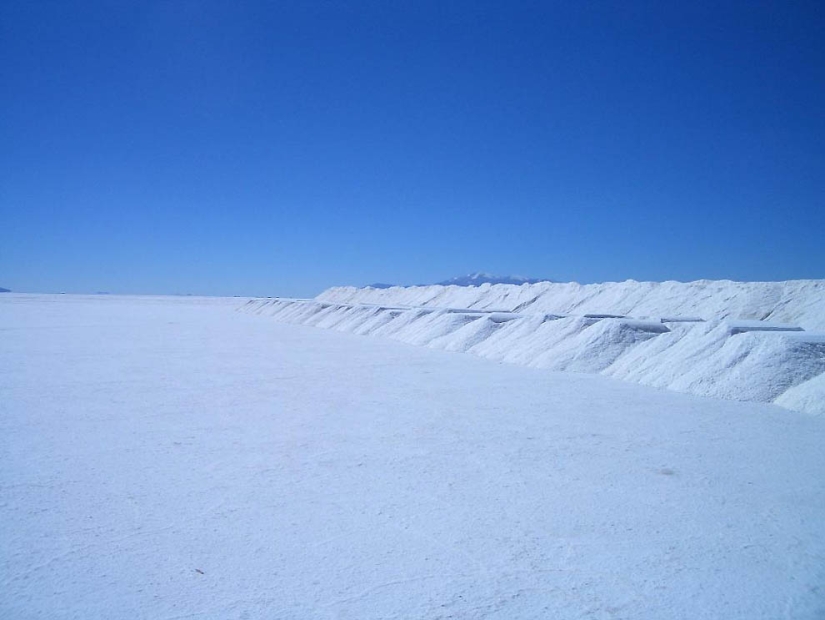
[326,306,385,332]
[369,308,433,338]
[485,312,521,323]
[313,305,365,329]
[350,308,406,336]
[583,313,627,319]
[501,316,597,365]
[422,311,523,352]
[604,322,728,388]
[356,304,409,311]
[468,315,554,362]
[249,299,282,315]
[780,332,825,343]
[250,298,283,313]
[242,298,270,314]
[669,332,825,403]
[440,306,499,314]
[427,316,504,352]
[392,310,484,346]
[275,300,327,323]
[302,303,349,327]
[775,370,825,415]
[727,320,804,334]
[617,319,671,334]
[529,318,665,372]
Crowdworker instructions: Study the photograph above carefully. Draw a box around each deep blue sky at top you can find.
[2,1,823,296]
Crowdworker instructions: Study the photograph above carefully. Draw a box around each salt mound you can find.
[319,279,825,331]
[241,293,825,415]
[469,314,557,363]
[390,310,482,346]
[775,371,825,416]
[531,319,667,373]
[669,330,825,402]
[428,316,503,352]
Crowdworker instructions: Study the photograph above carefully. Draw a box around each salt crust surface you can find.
[2,293,825,618]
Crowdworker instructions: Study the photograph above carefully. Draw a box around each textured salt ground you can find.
[2,294,825,619]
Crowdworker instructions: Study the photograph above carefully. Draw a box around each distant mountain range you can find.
[367,273,551,289]
[0,287,10,293]
[436,273,551,286]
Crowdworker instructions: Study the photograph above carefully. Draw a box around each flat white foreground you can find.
[2,295,824,619]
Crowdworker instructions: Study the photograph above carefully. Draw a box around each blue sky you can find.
[2,1,823,296]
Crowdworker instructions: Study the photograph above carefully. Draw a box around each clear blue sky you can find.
[2,1,823,297]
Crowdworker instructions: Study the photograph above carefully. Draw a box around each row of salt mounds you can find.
[317,279,825,331]
[240,299,825,415]
[604,323,825,410]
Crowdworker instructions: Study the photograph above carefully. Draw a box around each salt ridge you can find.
[241,279,825,415]
[318,279,825,331]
